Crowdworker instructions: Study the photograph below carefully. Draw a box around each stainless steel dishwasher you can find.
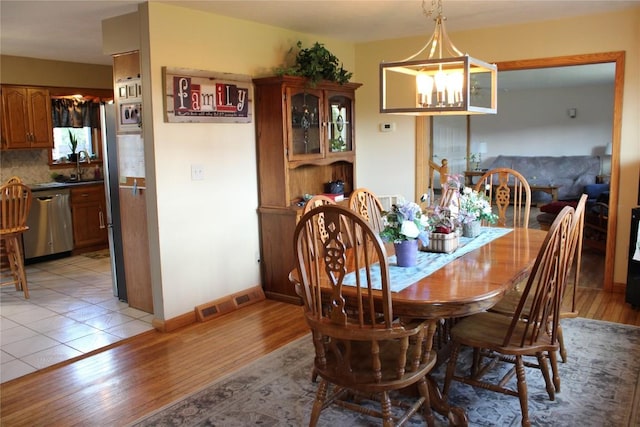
[23,188,74,260]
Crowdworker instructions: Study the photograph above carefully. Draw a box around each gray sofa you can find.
[484,155,600,203]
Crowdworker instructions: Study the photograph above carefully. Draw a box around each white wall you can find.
[470,85,613,164]
[472,84,614,164]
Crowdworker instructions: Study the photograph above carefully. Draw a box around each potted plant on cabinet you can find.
[275,41,353,85]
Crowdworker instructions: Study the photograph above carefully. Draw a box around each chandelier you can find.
[380,0,497,115]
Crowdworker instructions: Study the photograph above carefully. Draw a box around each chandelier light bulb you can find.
[416,73,434,106]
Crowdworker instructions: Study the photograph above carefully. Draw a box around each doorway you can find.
[419,51,624,291]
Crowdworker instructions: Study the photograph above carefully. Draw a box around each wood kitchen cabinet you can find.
[70,184,108,254]
[0,85,53,150]
[253,75,361,302]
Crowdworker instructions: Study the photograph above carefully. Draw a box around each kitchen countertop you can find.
[29,180,104,192]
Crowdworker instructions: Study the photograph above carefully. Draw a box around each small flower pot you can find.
[394,239,418,267]
[428,232,459,253]
[462,221,481,238]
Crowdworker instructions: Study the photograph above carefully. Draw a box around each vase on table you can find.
[394,239,418,267]
[462,220,481,238]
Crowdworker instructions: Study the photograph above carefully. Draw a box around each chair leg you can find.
[548,349,560,394]
[558,323,567,363]
[442,342,460,398]
[4,237,20,290]
[380,390,393,427]
[6,237,29,299]
[417,376,435,427]
[537,352,555,400]
[309,379,329,427]
[514,356,531,427]
[471,347,482,377]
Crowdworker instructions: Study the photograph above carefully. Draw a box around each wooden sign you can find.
[163,67,252,123]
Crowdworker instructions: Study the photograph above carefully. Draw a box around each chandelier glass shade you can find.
[380,2,497,116]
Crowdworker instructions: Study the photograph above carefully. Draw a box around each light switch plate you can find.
[191,164,205,181]
[379,122,395,132]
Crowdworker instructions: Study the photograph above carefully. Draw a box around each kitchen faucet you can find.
[76,150,91,181]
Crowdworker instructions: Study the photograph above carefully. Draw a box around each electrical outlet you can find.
[191,164,205,181]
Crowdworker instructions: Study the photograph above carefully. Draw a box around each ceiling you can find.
[1,0,638,67]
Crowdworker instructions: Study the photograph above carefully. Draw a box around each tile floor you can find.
[0,252,154,383]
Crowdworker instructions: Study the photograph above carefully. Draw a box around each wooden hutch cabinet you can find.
[70,184,108,253]
[253,75,361,302]
[0,85,53,149]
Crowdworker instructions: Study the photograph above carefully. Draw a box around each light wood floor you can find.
[1,287,638,426]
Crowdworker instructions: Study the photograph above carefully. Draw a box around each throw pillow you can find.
[540,201,578,214]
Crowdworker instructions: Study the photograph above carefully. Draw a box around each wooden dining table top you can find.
[388,227,547,319]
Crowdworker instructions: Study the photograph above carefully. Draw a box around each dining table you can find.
[385,227,546,425]
[294,226,548,426]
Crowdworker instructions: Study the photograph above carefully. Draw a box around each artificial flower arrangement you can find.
[380,201,430,245]
[425,206,459,253]
[427,206,457,234]
[458,186,498,224]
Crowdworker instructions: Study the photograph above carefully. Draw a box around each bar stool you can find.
[0,182,32,298]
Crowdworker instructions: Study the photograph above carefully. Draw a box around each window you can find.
[52,127,95,163]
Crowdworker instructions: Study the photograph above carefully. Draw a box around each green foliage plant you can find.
[276,41,353,85]
[67,129,78,154]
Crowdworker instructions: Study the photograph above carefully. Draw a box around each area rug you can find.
[131,318,640,426]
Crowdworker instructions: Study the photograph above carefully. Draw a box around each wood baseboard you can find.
[152,311,195,332]
[151,286,266,332]
[194,285,266,322]
[613,281,626,293]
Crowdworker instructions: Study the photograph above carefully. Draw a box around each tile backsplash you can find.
[1,150,78,184]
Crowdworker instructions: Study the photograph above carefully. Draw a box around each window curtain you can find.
[51,99,100,128]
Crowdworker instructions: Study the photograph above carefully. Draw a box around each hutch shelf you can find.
[253,75,361,302]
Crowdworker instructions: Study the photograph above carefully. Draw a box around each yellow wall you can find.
[0,55,112,88]
[141,2,356,319]
[354,7,640,286]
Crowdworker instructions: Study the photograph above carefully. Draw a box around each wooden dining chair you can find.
[302,194,339,249]
[5,176,23,184]
[302,194,336,214]
[0,182,33,298]
[442,206,574,427]
[348,187,385,233]
[489,194,587,365]
[474,167,531,228]
[293,205,437,427]
[424,158,449,207]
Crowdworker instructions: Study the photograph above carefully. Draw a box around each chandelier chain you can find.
[422,0,443,19]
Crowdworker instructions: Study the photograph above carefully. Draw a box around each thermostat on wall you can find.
[379,122,396,132]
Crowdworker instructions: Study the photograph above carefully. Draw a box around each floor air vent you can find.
[195,286,265,322]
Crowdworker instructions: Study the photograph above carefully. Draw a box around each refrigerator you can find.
[626,207,640,308]
[101,102,128,301]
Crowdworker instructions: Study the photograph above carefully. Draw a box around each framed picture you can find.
[115,78,142,101]
[119,102,142,132]
[163,66,252,123]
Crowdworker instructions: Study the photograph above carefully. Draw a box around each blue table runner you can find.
[343,227,513,292]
